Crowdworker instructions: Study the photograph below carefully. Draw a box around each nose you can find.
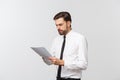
[56,25,60,30]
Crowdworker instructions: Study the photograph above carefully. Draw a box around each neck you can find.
[65,28,72,36]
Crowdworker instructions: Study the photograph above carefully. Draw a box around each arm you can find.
[42,38,57,65]
[64,36,88,70]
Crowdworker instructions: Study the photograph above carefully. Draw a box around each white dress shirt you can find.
[50,30,88,78]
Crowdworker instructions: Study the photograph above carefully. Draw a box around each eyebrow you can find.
[56,23,63,26]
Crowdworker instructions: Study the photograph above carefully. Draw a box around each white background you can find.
[0,0,120,80]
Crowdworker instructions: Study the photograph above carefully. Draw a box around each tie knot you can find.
[63,35,66,39]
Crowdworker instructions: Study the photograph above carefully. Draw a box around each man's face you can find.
[55,18,70,35]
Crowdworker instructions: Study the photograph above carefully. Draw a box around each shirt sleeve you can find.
[50,38,56,57]
[64,36,88,70]
[42,38,56,65]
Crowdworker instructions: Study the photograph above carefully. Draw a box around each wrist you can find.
[59,60,64,66]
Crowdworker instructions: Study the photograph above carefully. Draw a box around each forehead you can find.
[55,18,65,23]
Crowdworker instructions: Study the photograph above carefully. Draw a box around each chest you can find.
[55,38,79,58]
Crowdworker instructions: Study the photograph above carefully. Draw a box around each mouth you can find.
[58,29,63,32]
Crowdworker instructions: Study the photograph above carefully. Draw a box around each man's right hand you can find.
[49,57,64,66]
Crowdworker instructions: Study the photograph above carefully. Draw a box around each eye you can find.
[59,24,63,26]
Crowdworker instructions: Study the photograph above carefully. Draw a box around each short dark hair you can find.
[53,11,72,22]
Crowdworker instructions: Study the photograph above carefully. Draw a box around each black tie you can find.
[57,35,66,79]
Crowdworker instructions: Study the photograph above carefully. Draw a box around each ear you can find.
[67,21,71,28]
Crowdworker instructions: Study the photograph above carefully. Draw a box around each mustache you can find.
[58,29,62,32]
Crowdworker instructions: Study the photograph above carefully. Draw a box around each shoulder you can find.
[71,31,88,46]
[54,35,62,40]
[71,31,86,40]
[52,35,62,43]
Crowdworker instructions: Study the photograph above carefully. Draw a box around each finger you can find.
[48,57,53,60]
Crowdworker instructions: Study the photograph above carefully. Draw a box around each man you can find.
[44,11,88,80]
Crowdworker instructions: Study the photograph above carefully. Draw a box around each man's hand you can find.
[49,57,64,66]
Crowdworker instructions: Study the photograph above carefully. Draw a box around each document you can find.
[31,47,52,58]
[31,47,52,65]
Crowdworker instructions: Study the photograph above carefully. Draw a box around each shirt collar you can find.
[65,29,73,38]
[59,30,73,39]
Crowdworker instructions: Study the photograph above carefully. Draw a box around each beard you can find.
[58,29,67,35]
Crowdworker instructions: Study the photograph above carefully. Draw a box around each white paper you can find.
[31,47,52,65]
[31,47,52,58]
